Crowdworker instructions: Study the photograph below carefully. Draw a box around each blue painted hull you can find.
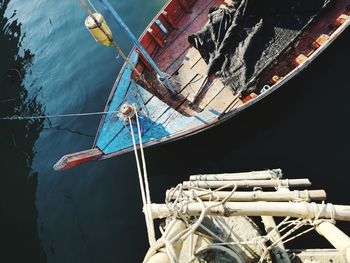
[94,51,222,157]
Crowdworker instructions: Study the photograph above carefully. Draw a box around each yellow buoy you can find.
[85,13,113,46]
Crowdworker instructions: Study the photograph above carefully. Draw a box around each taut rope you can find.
[129,110,156,245]
[0,110,119,121]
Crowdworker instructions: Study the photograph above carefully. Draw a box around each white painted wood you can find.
[183,179,311,189]
[150,202,350,221]
[189,169,282,181]
[316,221,350,263]
[168,190,326,202]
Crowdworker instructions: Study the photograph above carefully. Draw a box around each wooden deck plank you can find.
[170,47,203,91]
[164,46,202,76]
[189,57,208,75]
[163,109,220,132]
[173,65,199,90]
[182,58,209,98]
[183,47,203,69]
[226,97,244,112]
[206,86,238,112]
[142,93,173,121]
[195,79,226,110]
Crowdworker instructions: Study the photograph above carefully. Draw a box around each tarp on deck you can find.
[188,0,334,95]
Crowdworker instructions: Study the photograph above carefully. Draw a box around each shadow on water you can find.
[1,0,350,262]
[0,1,46,262]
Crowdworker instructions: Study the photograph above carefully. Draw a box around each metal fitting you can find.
[118,103,137,123]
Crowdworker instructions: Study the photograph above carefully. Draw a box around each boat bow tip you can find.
[53,148,103,171]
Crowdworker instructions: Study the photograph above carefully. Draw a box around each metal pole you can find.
[98,0,176,93]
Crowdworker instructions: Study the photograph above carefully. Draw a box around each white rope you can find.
[129,117,148,229]
[0,110,119,120]
[135,111,156,244]
[129,115,156,245]
[87,0,98,13]
[135,111,153,224]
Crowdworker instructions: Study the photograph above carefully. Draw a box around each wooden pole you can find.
[98,0,176,93]
[189,169,282,181]
[316,221,350,262]
[182,179,311,189]
[262,216,291,263]
[168,190,326,202]
[150,202,350,221]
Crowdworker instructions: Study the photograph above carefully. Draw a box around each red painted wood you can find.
[162,11,178,29]
[161,0,214,50]
[178,0,191,13]
[165,1,186,23]
[148,28,166,48]
[53,148,103,171]
[155,0,221,71]
[140,34,158,55]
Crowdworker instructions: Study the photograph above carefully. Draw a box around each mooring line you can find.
[0,110,119,121]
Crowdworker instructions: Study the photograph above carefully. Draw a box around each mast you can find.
[98,0,176,93]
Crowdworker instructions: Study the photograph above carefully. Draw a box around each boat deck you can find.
[135,0,350,118]
[141,0,242,117]
[94,0,241,155]
[95,0,350,155]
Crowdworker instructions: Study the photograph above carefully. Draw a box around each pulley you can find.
[85,13,113,46]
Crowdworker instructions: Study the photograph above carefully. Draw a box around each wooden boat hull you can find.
[54,0,350,171]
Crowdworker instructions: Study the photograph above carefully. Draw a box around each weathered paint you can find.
[54,0,350,170]
[53,148,103,171]
[98,77,221,155]
[96,52,148,150]
[96,0,350,156]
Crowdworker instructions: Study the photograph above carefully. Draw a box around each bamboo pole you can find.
[168,190,326,202]
[316,221,350,262]
[182,179,311,189]
[262,216,285,249]
[189,169,282,181]
[150,202,350,221]
[262,216,291,263]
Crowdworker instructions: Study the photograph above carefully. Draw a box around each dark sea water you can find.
[1,0,350,262]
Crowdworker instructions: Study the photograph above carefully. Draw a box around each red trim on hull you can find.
[53,148,103,171]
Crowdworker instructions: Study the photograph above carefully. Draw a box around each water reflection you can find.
[0,0,46,262]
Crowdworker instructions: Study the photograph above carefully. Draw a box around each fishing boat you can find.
[54,0,350,171]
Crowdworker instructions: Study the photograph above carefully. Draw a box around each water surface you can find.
[1,0,350,262]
